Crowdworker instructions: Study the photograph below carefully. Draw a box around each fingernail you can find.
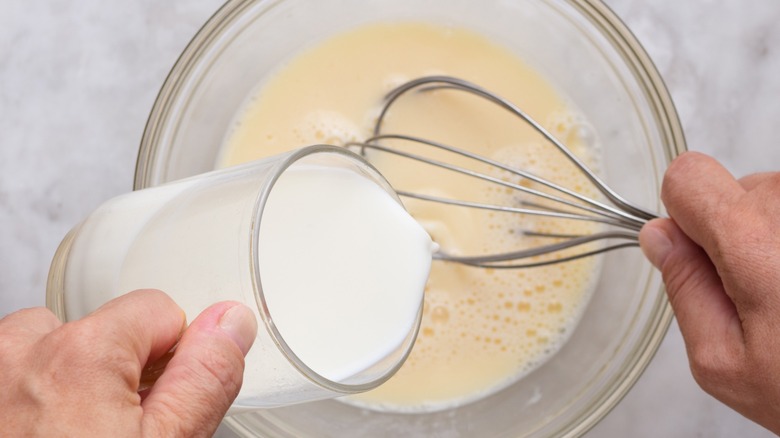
[218,304,258,356]
[639,221,674,269]
[179,311,188,337]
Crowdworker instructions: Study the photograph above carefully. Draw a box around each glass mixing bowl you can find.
[136,0,686,436]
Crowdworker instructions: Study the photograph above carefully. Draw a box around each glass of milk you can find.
[46,144,434,411]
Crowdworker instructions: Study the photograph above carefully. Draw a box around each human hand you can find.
[639,151,780,435]
[0,289,258,437]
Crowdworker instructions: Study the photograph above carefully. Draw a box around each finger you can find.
[0,307,62,339]
[83,289,186,383]
[738,172,776,191]
[723,172,780,318]
[639,218,744,357]
[21,290,186,412]
[141,302,257,438]
[661,152,744,260]
[0,308,62,371]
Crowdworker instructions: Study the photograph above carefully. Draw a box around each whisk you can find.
[346,76,658,269]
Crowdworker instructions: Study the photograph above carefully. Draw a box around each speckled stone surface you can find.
[1,1,778,436]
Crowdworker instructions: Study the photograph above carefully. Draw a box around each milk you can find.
[61,158,434,397]
[258,164,433,381]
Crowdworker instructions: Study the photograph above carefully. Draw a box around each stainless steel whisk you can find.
[347,76,657,269]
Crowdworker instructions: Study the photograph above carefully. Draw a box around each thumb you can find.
[639,218,744,358]
[141,302,258,437]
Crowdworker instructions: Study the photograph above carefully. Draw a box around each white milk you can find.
[62,160,434,392]
[258,164,434,381]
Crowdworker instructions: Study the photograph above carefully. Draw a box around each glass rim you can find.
[245,144,423,397]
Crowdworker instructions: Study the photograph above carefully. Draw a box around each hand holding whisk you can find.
[347,76,658,268]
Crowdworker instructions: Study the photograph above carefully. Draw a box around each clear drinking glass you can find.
[46,145,423,411]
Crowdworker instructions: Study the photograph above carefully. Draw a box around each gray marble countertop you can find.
[1,0,778,436]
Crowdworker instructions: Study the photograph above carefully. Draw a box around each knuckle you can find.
[162,342,244,410]
[761,171,780,189]
[713,177,776,265]
[143,398,188,437]
[43,323,88,358]
[687,343,740,393]
[661,257,706,308]
[51,320,102,357]
[0,307,59,334]
[662,152,706,200]
[43,320,139,385]
[193,343,245,402]
[143,347,243,437]
[127,288,178,310]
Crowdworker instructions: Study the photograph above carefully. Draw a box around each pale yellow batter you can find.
[220,22,601,412]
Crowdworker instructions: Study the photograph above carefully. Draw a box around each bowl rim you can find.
[136,0,686,435]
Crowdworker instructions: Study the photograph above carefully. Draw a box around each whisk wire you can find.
[375,76,656,221]
[353,133,646,229]
[436,230,640,269]
[354,75,656,268]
